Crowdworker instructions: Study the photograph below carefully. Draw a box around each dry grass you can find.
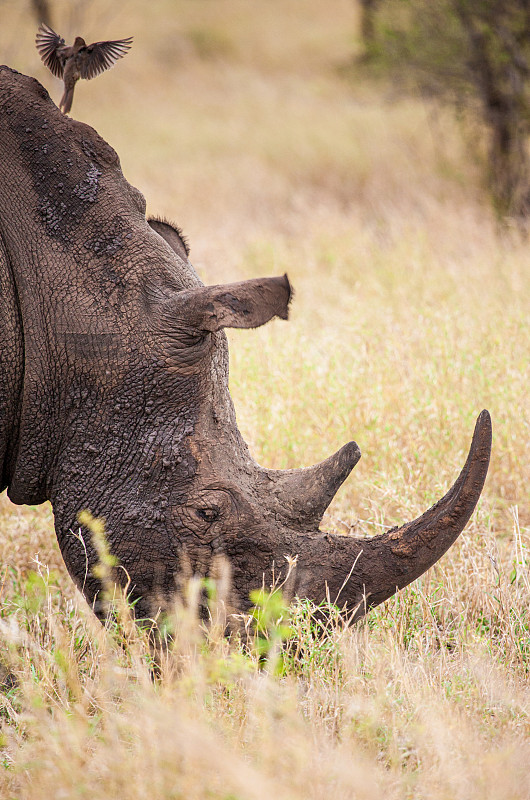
[1,0,529,797]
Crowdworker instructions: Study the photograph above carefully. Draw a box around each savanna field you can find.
[1,0,529,797]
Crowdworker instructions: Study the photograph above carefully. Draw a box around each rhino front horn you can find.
[290,410,492,620]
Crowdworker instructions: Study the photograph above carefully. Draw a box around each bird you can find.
[35,24,133,115]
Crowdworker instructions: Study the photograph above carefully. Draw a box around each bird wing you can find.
[79,37,133,80]
[35,24,67,79]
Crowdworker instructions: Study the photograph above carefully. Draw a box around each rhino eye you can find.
[174,492,234,534]
[196,507,219,523]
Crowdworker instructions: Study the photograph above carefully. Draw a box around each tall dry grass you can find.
[1,0,529,797]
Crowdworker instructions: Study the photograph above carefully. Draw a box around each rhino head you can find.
[0,67,491,622]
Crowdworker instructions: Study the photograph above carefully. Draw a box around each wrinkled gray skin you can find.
[0,68,492,623]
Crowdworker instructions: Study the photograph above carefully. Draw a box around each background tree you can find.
[359,0,380,59]
[361,0,530,220]
[31,0,53,27]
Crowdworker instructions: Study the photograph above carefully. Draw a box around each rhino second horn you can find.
[264,440,361,529]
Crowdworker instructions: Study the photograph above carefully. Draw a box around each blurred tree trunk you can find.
[455,2,530,217]
[31,0,53,27]
[362,0,530,221]
[359,0,379,59]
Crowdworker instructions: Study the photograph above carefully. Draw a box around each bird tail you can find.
[60,85,75,115]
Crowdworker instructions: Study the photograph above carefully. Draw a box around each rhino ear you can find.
[148,216,190,261]
[165,275,292,333]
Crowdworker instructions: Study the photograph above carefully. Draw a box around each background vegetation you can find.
[0,0,529,797]
[357,0,530,219]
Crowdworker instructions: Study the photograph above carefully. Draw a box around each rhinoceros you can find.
[0,67,491,622]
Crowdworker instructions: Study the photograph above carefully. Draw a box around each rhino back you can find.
[0,66,197,504]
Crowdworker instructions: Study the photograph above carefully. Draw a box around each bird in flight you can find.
[35,24,133,115]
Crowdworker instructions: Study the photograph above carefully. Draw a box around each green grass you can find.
[1,0,529,796]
